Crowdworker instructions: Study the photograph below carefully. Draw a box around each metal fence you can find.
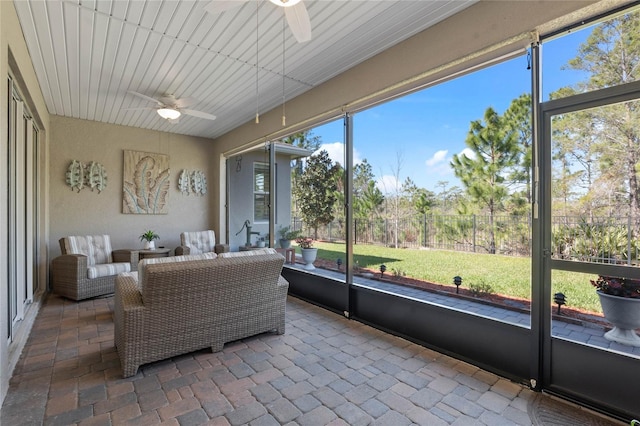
[292,214,640,263]
[552,215,640,265]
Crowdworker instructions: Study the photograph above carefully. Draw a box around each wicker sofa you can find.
[114,249,288,378]
[52,235,138,301]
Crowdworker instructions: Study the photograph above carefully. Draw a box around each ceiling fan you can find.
[126,91,217,122]
[205,0,312,43]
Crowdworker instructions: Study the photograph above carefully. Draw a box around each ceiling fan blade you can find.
[285,2,311,43]
[173,96,199,109]
[204,0,247,15]
[182,109,217,121]
[127,91,162,105]
[158,95,178,107]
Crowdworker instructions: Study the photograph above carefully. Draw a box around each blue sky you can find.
[311,27,592,194]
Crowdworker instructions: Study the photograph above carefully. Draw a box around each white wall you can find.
[227,150,293,251]
[48,116,216,257]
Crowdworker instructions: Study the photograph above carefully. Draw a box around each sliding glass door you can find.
[7,76,40,343]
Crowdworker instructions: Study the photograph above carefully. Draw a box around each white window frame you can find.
[253,162,270,223]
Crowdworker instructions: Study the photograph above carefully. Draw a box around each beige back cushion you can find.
[138,252,217,285]
[180,230,216,254]
[218,248,277,258]
[62,235,113,265]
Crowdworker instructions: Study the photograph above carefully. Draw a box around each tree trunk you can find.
[624,104,640,235]
[488,199,496,254]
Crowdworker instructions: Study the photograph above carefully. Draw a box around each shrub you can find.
[392,268,406,278]
[469,280,494,297]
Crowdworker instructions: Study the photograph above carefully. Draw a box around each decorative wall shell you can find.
[66,160,85,192]
[178,170,191,195]
[86,161,108,193]
[191,170,207,196]
[178,169,206,196]
[66,160,108,193]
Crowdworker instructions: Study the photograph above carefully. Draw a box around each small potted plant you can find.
[295,236,317,270]
[591,275,640,347]
[139,230,160,250]
[278,226,301,249]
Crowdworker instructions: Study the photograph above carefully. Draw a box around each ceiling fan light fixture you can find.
[269,0,301,7]
[157,108,181,120]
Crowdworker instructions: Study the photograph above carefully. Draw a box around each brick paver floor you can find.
[1,294,623,425]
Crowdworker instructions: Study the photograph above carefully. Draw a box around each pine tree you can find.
[451,107,519,253]
[504,93,533,203]
[294,150,339,239]
[283,131,322,216]
[552,12,640,225]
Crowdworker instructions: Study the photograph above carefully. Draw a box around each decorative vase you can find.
[597,291,640,347]
[144,240,155,250]
[280,239,291,249]
[301,248,318,271]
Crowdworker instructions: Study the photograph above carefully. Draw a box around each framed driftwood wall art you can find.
[122,150,170,214]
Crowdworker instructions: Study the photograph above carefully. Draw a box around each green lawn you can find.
[310,241,602,313]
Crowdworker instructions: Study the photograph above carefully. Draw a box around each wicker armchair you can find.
[51,235,138,301]
[174,230,229,255]
[114,250,287,377]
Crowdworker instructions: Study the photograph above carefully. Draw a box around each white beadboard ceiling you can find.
[13,0,477,139]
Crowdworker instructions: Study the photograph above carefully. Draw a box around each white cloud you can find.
[426,150,448,167]
[314,142,362,166]
[460,148,476,160]
[422,150,456,184]
[376,175,400,193]
[425,162,454,181]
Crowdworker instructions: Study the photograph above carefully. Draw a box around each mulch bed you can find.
[307,257,610,329]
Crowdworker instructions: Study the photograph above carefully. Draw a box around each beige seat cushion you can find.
[87,262,130,279]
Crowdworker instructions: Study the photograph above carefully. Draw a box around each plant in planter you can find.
[295,236,314,249]
[295,236,317,270]
[591,275,640,346]
[139,230,160,250]
[278,226,301,249]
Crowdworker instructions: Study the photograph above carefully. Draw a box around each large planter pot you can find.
[279,239,291,249]
[301,248,318,271]
[597,290,640,347]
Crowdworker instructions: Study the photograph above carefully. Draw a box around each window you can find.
[254,162,270,222]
